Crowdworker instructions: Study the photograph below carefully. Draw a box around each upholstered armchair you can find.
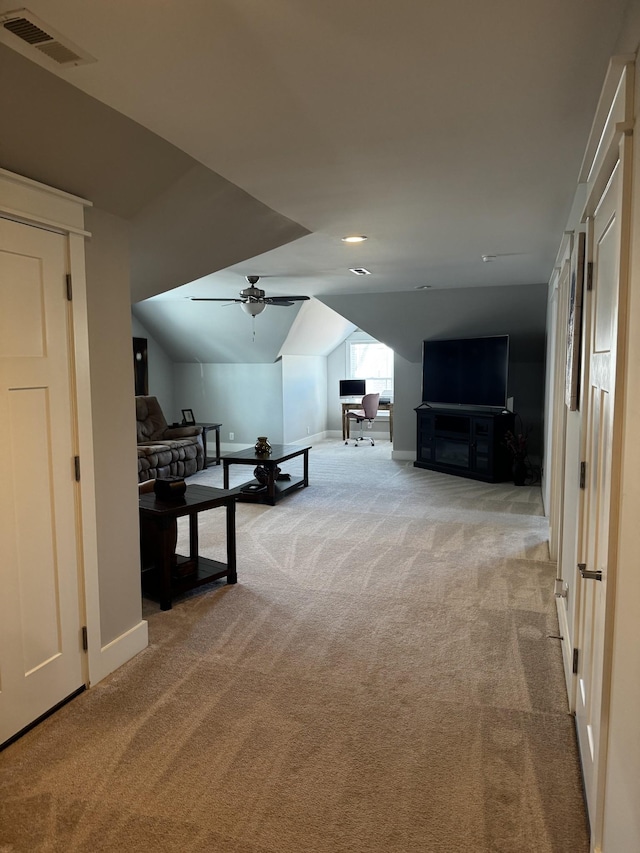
[136,396,205,482]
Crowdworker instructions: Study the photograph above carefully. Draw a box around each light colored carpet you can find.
[0,440,588,852]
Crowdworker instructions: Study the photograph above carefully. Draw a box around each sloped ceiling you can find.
[320,284,548,364]
[132,295,306,365]
[0,1,635,363]
[0,42,309,307]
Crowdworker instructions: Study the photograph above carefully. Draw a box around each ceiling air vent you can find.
[349,268,371,276]
[0,8,96,66]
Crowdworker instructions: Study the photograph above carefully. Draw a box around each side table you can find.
[139,483,236,610]
[195,422,222,467]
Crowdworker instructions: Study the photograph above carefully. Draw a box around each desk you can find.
[223,444,311,506]
[342,402,393,441]
[139,484,236,610]
[195,422,222,467]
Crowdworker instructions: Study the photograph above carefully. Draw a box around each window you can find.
[348,341,394,397]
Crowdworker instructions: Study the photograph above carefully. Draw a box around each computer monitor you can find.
[339,379,366,397]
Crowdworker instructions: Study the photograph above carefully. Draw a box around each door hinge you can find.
[74,455,81,481]
[572,647,579,674]
[578,562,603,581]
[579,461,586,489]
[586,261,593,291]
[66,273,72,301]
[81,626,88,652]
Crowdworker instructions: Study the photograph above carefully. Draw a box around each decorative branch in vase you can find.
[503,419,531,485]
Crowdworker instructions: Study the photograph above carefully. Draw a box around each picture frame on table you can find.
[181,408,196,426]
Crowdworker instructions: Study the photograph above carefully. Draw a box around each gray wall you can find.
[172,362,284,446]
[321,284,548,364]
[282,355,328,442]
[393,356,422,454]
[84,208,142,646]
[322,284,548,456]
[131,315,175,417]
[508,358,545,459]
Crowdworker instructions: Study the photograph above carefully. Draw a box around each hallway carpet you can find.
[0,440,588,852]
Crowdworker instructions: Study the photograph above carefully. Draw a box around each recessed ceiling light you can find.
[342,235,368,243]
[482,254,496,263]
[415,285,431,290]
[349,267,371,275]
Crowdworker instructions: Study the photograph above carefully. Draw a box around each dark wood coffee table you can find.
[222,444,311,505]
[139,484,237,610]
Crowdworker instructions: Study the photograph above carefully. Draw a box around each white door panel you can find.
[0,216,85,745]
[575,163,619,825]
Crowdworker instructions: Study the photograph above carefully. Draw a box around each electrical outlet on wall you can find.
[229,432,234,441]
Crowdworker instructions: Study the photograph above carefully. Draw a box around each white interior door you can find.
[0,216,85,745]
[575,161,621,826]
[556,232,587,702]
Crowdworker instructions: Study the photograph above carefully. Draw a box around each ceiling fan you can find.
[190,276,310,316]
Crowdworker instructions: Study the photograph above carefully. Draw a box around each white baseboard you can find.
[391,450,415,461]
[555,597,575,709]
[89,619,148,686]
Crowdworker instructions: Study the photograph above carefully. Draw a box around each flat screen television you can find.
[339,379,366,397]
[421,335,509,408]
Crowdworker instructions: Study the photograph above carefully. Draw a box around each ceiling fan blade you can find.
[266,295,310,304]
[189,297,243,303]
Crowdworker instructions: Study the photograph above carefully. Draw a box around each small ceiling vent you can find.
[0,8,96,66]
[349,267,371,276]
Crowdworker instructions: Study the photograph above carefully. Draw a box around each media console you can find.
[414,406,514,483]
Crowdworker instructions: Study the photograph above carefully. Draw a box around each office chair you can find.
[346,393,380,446]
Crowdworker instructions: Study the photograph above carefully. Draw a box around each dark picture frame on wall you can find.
[132,337,148,396]
[181,408,196,425]
[565,231,585,411]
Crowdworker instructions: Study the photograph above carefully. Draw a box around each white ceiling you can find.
[0,0,635,362]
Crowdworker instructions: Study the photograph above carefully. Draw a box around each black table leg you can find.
[155,517,175,611]
[266,463,277,505]
[226,500,237,583]
[189,511,198,560]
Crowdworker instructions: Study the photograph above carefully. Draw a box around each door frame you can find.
[0,168,103,686]
[572,56,634,851]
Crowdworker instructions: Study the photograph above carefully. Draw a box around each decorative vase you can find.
[512,458,527,486]
[254,436,272,455]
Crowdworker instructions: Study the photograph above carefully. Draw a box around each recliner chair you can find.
[346,393,380,446]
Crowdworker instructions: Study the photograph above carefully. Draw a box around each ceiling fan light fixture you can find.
[241,301,266,316]
[342,235,368,243]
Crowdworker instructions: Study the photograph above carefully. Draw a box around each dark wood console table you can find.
[222,444,311,505]
[139,484,237,610]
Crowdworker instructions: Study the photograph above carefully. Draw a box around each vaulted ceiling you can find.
[0,0,634,362]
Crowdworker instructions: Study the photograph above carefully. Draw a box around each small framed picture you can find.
[181,408,195,425]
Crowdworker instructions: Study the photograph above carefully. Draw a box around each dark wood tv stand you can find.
[414,406,514,482]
